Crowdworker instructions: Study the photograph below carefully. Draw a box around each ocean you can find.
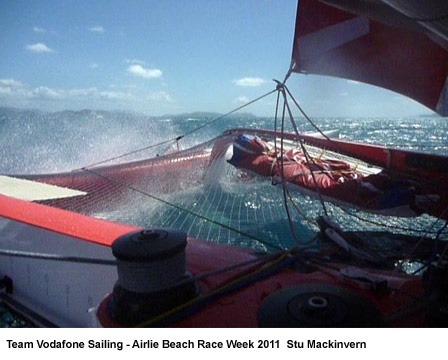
[1,107,447,251]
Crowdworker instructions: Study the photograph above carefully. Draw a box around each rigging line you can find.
[410,223,447,276]
[316,217,395,267]
[162,247,327,295]
[181,89,277,138]
[279,97,302,245]
[403,204,448,264]
[380,1,448,23]
[409,13,448,22]
[270,88,283,185]
[136,250,293,327]
[307,258,436,305]
[285,77,448,197]
[0,247,310,289]
[438,238,448,265]
[283,84,331,141]
[430,219,448,262]
[192,251,286,282]
[77,89,277,170]
[283,81,445,192]
[0,249,116,266]
[284,86,404,219]
[281,88,329,216]
[273,89,281,163]
[187,244,324,284]
[334,203,442,234]
[285,188,318,226]
[79,137,179,170]
[81,167,284,251]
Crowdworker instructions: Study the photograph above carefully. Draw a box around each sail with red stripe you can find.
[291,0,448,115]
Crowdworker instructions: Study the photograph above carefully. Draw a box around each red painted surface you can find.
[0,189,426,327]
[19,150,211,213]
[98,237,423,327]
[0,194,138,246]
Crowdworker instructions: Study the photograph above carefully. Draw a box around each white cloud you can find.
[0,79,135,102]
[33,27,46,33]
[233,96,249,104]
[25,43,55,53]
[32,86,64,99]
[0,78,175,112]
[0,87,12,95]
[109,83,139,90]
[89,26,105,33]
[0,79,27,96]
[148,91,173,103]
[347,80,361,85]
[127,64,162,79]
[125,59,146,65]
[90,63,99,69]
[66,88,134,101]
[233,77,266,87]
[0,79,24,88]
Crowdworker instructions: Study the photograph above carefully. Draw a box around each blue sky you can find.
[0,0,433,117]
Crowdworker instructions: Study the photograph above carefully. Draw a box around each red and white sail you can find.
[291,0,448,115]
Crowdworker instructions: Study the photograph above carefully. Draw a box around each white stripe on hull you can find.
[0,175,87,201]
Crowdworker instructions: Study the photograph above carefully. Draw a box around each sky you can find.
[0,0,434,117]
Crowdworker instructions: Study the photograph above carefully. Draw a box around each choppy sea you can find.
[1,107,447,250]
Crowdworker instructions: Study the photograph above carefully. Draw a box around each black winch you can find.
[107,229,198,326]
[257,285,383,327]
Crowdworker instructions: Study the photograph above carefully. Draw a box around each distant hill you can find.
[163,111,258,120]
[417,113,440,118]
[0,106,258,120]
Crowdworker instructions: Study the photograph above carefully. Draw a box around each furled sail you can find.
[291,0,448,115]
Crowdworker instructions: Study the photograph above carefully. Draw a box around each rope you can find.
[78,138,181,170]
[0,249,116,266]
[282,81,448,198]
[269,97,448,265]
[429,219,448,264]
[380,1,448,23]
[280,87,329,216]
[405,204,448,265]
[272,90,280,164]
[0,246,320,291]
[283,84,331,141]
[166,247,319,290]
[272,85,306,242]
[269,83,329,244]
[78,89,276,170]
[278,97,302,245]
[135,250,294,327]
[180,89,277,138]
[285,189,318,226]
[309,257,436,305]
[437,239,448,266]
[332,199,444,235]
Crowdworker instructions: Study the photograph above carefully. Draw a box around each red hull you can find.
[0,192,436,327]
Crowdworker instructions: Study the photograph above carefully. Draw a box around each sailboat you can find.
[0,0,447,327]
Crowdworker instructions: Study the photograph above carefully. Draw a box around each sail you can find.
[291,0,448,115]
